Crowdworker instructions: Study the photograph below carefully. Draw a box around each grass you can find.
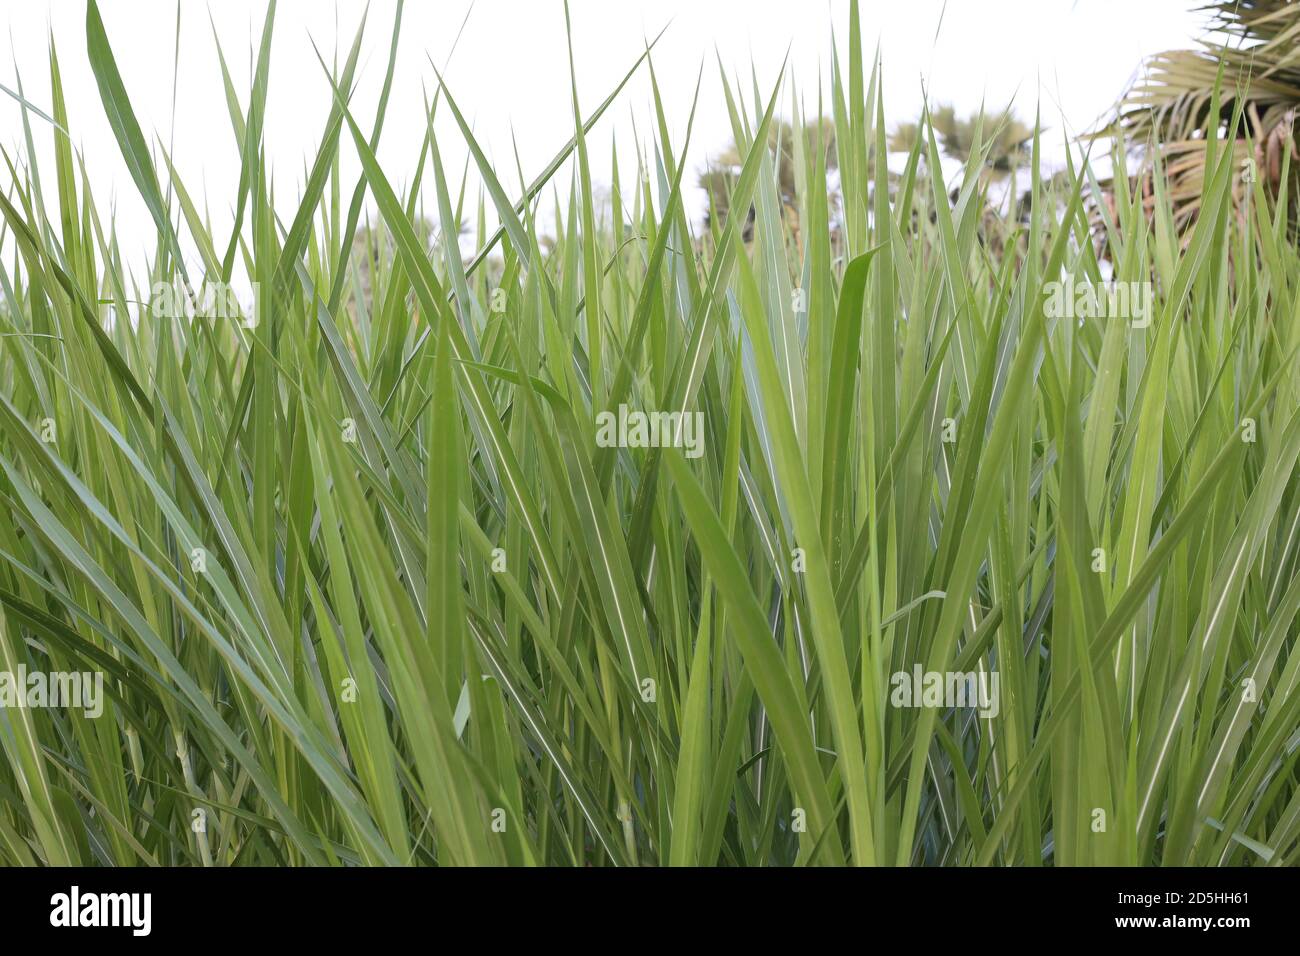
[0,0,1298,866]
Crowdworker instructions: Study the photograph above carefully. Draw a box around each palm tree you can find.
[698,117,839,252]
[889,104,1036,260]
[1111,0,1300,235]
[890,105,1033,182]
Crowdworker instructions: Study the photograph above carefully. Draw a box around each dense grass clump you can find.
[0,0,1298,866]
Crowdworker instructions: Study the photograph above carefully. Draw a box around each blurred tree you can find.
[698,117,840,252]
[1111,0,1300,236]
[889,104,1033,182]
[889,104,1035,261]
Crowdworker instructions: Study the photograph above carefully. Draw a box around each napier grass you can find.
[0,0,1298,866]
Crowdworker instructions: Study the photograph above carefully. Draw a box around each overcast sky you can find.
[0,0,1210,263]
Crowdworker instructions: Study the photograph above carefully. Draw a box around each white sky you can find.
[0,0,1210,265]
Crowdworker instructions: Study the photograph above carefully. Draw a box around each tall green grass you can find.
[0,0,1298,866]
